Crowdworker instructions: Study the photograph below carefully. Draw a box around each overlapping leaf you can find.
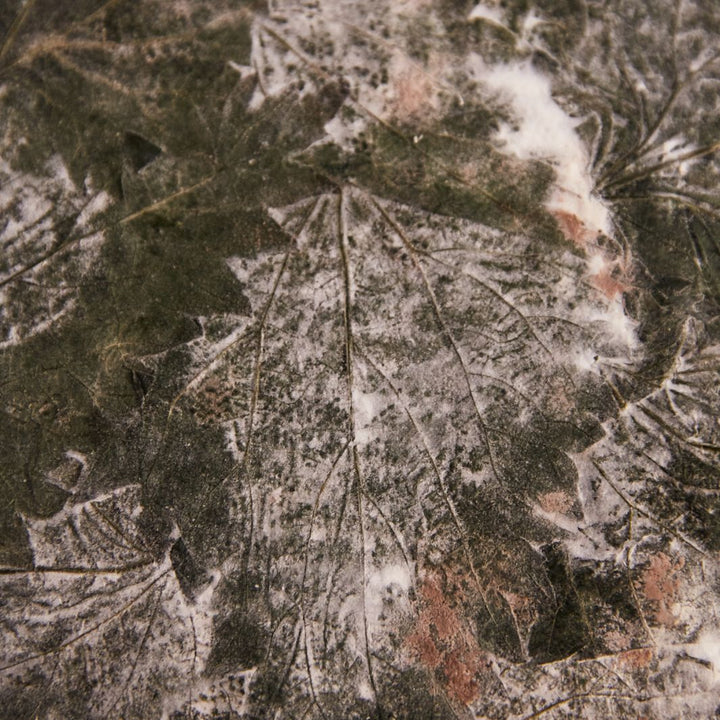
[166,186,636,715]
[0,485,216,719]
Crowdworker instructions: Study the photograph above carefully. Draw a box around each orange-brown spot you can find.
[617,647,655,670]
[405,570,488,705]
[552,210,594,248]
[406,629,443,669]
[552,211,634,300]
[592,265,631,299]
[639,553,685,628]
[442,649,484,705]
[538,491,573,514]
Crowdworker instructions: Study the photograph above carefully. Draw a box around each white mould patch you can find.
[469,56,612,240]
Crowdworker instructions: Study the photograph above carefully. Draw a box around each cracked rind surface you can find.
[0,0,719,718]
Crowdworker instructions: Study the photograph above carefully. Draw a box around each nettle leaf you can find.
[165,187,632,714]
[582,317,720,556]
[0,485,218,720]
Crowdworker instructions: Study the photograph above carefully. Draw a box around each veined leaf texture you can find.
[1,0,719,718]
